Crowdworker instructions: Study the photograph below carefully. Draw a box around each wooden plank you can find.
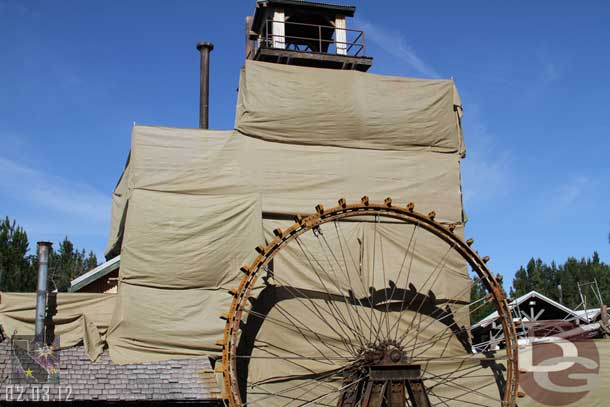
[245,16,255,59]
[272,8,285,49]
[335,15,347,55]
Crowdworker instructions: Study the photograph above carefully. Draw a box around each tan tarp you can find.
[104,124,466,364]
[0,292,115,361]
[118,190,262,290]
[236,61,465,155]
[262,219,469,315]
[106,284,232,363]
[104,61,468,364]
[103,126,467,364]
[105,153,131,258]
[105,126,465,228]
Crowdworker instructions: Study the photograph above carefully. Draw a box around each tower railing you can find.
[260,19,366,57]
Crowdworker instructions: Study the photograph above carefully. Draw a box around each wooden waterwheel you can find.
[219,197,519,406]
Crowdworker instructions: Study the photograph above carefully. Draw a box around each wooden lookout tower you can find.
[246,0,373,71]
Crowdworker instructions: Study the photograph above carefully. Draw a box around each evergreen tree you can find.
[84,250,98,272]
[0,217,36,291]
[470,275,507,324]
[511,253,610,309]
[1,217,99,292]
[48,238,98,291]
[510,266,529,298]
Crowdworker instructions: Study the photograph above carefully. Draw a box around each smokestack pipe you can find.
[35,241,52,344]
[196,41,214,129]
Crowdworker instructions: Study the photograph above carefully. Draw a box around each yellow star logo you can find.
[24,368,33,378]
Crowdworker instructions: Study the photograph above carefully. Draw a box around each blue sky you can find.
[1,0,609,287]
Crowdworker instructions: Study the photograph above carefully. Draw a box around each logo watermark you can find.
[10,335,61,384]
[518,330,600,406]
[4,335,72,402]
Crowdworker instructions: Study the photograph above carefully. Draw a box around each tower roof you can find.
[256,0,356,16]
[252,0,356,31]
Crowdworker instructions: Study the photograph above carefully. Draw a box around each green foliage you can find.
[470,277,496,325]
[510,252,610,309]
[47,238,98,291]
[0,217,36,291]
[0,217,98,292]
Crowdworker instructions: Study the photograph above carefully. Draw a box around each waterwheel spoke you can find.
[294,236,370,350]
[266,268,362,356]
[243,307,353,359]
[244,362,360,406]
[334,220,384,343]
[389,222,420,342]
[314,226,372,348]
[424,373,501,404]
[224,204,517,407]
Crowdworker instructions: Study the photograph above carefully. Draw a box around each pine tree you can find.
[511,253,610,309]
[84,250,98,272]
[0,217,36,292]
[470,275,504,324]
[46,238,99,291]
[510,266,529,298]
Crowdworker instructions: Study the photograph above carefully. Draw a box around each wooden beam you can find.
[245,16,255,60]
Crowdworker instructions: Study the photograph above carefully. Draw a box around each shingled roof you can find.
[0,335,222,404]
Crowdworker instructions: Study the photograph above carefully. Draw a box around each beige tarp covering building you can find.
[236,61,465,155]
[0,292,115,361]
[102,61,468,364]
[105,129,465,363]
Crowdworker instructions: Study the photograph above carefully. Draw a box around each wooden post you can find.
[272,9,285,49]
[335,15,347,55]
[245,16,255,59]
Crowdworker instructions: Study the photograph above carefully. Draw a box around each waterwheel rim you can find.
[220,198,519,407]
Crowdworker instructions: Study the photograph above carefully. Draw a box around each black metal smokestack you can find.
[35,241,52,344]
[196,41,214,129]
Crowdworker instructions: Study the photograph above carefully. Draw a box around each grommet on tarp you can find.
[448,223,457,232]
[338,198,346,208]
[240,265,251,275]
[255,245,266,255]
[273,228,284,238]
[294,214,304,225]
[315,204,325,215]
[384,197,392,207]
[406,202,415,212]
[466,238,474,246]
[361,195,369,206]
[427,211,436,220]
